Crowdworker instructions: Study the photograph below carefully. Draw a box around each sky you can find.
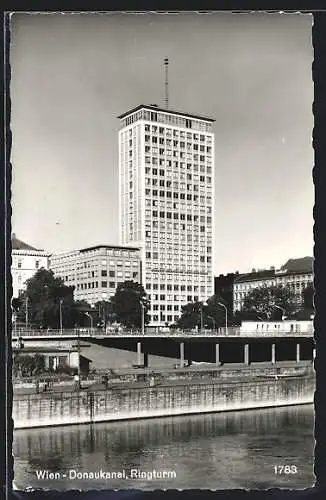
[10,12,314,275]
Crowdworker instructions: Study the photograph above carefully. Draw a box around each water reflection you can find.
[13,404,314,490]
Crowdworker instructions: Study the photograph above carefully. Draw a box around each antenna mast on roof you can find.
[164,58,169,109]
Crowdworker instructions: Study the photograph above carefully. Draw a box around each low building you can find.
[233,257,313,313]
[11,234,50,298]
[49,244,141,305]
[240,319,313,335]
[12,345,91,374]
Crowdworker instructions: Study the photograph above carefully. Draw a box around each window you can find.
[35,260,40,269]
[101,270,107,277]
[18,260,22,269]
[109,270,115,277]
[109,282,115,288]
[101,281,107,287]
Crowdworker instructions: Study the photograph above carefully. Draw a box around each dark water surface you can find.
[13,404,314,490]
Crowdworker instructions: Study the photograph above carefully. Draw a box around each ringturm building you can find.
[118,104,215,327]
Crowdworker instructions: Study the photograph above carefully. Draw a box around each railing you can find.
[12,326,314,338]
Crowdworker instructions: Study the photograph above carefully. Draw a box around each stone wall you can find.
[13,373,315,429]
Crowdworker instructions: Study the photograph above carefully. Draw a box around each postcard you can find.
[8,10,314,492]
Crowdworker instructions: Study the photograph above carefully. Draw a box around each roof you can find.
[281,257,313,273]
[11,234,43,251]
[79,244,140,253]
[234,269,275,283]
[117,104,215,123]
[13,346,76,353]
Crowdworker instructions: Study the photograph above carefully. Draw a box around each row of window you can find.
[234,277,313,291]
[144,200,212,212]
[52,249,139,265]
[144,189,212,203]
[144,151,210,162]
[76,277,137,290]
[145,252,211,262]
[146,272,211,280]
[63,269,139,280]
[150,304,180,311]
[144,124,212,140]
[149,314,179,323]
[143,140,212,153]
[146,283,206,292]
[144,207,212,222]
[15,259,42,269]
[121,111,212,132]
[144,169,211,184]
[148,293,201,302]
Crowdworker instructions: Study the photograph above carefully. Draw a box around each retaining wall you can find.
[13,373,315,429]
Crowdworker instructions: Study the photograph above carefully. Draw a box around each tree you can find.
[176,301,204,330]
[93,300,115,328]
[241,284,297,320]
[176,295,232,330]
[13,354,45,377]
[15,268,76,329]
[205,295,231,329]
[110,281,150,328]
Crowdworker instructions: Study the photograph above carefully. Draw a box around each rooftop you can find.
[79,244,140,253]
[117,104,215,123]
[11,234,44,252]
[280,257,313,273]
[234,256,313,284]
[234,269,275,283]
[51,244,141,257]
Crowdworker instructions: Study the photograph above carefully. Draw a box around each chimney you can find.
[252,268,256,273]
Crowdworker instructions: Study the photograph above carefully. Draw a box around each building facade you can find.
[118,104,215,326]
[233,257,313,313]
[49,245,141,305]
[11,234,50,298]
[214,272,240,314]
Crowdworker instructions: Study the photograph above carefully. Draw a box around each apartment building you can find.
[233,257,313,313]
[11,234,50,298]
[118,104,215,326]
[49,245,141,305]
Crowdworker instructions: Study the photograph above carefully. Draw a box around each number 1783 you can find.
[274,465,298,475]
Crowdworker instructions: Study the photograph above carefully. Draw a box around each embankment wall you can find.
[13,373,315,429]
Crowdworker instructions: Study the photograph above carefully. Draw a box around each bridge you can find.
[12,328,315,368]
[12,326,314,340]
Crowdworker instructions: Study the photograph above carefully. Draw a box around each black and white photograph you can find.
[9,11,314,491]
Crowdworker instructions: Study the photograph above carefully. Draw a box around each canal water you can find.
[13,404,314,490]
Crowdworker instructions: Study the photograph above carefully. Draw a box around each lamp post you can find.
[207,315,216,332]
[59,299,63,334]
[218,302,228,334]
[140,300,145,336]
[25,296,29,330]
[85,312,93,333]
[273,304,286,320]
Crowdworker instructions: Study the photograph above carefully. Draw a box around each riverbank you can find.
[13,369,315,429]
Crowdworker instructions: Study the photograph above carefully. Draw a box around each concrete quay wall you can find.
[13,373,315,429]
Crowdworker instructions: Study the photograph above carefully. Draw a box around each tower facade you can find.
[118,104,215,327]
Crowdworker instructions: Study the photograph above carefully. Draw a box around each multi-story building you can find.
[118,104,215,326]
[233,257,313,313]
[214,272,240,313]
[49,245,141,305]
[11,234,50,298]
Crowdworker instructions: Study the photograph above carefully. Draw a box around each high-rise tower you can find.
[118,104,215,327]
